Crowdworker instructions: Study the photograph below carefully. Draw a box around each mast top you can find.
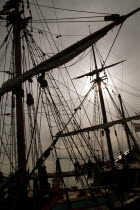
[74,60,126,80]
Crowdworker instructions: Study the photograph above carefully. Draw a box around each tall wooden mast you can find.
[13,1,27,197]
[118,94,131,150]
[92,46,115,170]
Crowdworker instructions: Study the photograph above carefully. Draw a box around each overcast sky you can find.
[33,0,140,89]
[0,0,140,172]
[40,0,140,109]
[0,0,140,95]
[0,0,140,138]
[32,0,140,154]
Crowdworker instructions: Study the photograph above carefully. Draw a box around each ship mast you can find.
[118,94,131,150]
[13,1,27,197]
[92,45,115,170]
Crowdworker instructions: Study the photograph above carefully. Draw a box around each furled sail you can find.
[0,8,139,97]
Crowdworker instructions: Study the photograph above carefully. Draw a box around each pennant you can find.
[133,123,140,132]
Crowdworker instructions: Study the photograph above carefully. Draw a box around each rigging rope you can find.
[28,3,112,15]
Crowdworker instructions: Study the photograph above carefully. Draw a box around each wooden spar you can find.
[61,114,140,137]
[74,60,126,79]
[0,8,140,97]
